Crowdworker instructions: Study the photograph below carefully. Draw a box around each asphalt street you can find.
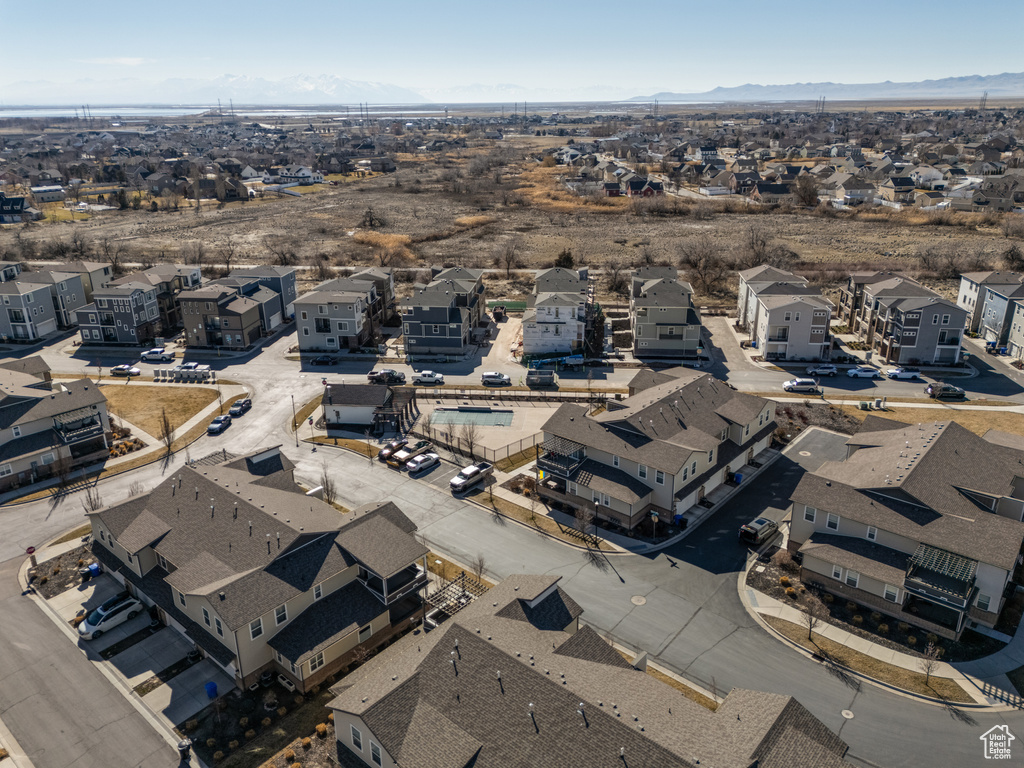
[4,325,1024,767]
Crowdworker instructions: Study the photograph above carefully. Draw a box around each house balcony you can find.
[766,334,789,343]
[359,564,427,606]
[56,420,105,444]
[537,450,585,477]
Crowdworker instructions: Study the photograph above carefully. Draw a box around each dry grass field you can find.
[101,384,220,437]
[3,134,1020,310]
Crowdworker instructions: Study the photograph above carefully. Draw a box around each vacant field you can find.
[837,405,1024,436]
[101,384,219,437]
[3,136,1020,310]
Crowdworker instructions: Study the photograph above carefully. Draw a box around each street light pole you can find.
[290,395,298,447]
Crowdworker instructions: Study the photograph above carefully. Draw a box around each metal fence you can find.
[417,387,609,404]
[408,424,543,465]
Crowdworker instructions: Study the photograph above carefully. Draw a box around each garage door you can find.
[35,318,57,336]
[268,312,283,329]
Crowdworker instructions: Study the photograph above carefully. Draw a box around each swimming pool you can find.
[430,408,514,427]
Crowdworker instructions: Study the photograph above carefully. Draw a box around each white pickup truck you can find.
[449,462,494,493]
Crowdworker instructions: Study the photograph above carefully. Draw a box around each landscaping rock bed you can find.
[746,553,1006,663]
[30,543,96,599]
[773,403,860,444]
[259,720,337,768]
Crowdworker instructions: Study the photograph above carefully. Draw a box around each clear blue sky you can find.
[7,0,1024,101]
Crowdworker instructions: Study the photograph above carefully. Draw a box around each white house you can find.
[522,267,589,357]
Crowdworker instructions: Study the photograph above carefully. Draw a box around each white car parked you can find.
[886,367,922,380]
[406,452,440,474]
[413,371,445,385]
[846,366,881,379]
[78,593,144,640]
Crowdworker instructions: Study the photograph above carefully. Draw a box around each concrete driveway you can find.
[108,628,192,688]
[48,574,152,653]
[141,659,234,725]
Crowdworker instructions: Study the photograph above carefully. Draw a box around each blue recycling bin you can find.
[205,681,218,699]
[734,473,743,484]
[88,563,101,577]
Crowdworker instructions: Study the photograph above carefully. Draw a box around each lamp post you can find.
[290,394,298,447]
[650,511,659,538]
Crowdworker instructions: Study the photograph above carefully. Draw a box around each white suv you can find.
[78,593,144,639]
[141,348,174,363]
[783,378,819,393]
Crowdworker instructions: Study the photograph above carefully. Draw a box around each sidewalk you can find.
[739,565,1024,710]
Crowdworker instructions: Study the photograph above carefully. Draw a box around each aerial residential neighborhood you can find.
[7,57,1024,768]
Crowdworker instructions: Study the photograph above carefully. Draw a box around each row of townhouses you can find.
[736,265,833,361]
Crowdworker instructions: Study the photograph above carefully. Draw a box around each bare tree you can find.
[364,428,374,465]
[496,238,522,278]
[418,411,433,441]
[459,422,479,459]
[158,407,174,454]
[127,480,145,497]
[470,553,486,582]
[801,594,828,640]
[264,235,298,266]
[606,259,628,295]
[574,504,596,543]
[217,385,225,414]
[94,363,103,383]
[793,174,820,206]
[678,233,729,294]
[320,461,338,505]
[52,452,74,491]
[98,237,127,276]
[81,485,103,514]
[920,642,942,686]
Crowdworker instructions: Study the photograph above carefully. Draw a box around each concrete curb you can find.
[0,712,34,768]
[16,543,211,768]
[735,561,1018,712]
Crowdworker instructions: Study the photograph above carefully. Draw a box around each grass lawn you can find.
[50,523,92,546]
[494,446,539,473]
[101,384,219,437]
[487,495,614,551]
[836,405,1024,436]
[427,550,494,586]
[764,616,971,702]
[293,395,323,431]
[309,436,376,457]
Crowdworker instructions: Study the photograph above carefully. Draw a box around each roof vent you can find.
[218,591,225,600]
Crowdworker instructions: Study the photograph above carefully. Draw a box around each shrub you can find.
[239,716,248,728]
[771,548,799,573]
[822,593,834,604]
[328,713,335,722]
[213,752,224,762]
[302,737,312,750]
[77,559,85,567]
[311,685,320,694]
[184,719,198,732]
[907,635,918,646]
[785,587,797,598]
[285,750,296,762]
[870,612,882,623]
[852,614,864,625]
[779,576,791,587]
[845,601,857,612]
[294,695,304,705]
[245,729,256,740]
[278,706,288,717]
[898,622,910,633]
[926,633,939,645]
[206,738,217,749]
[228,740,239,750]
[262,717,272,727]
[71,616,85,627]
[52,567,60,575]
[878,623,889,635]
[39,576,48,585]
[316,723,328,738]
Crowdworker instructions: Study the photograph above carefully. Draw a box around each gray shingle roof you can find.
[323,383,391,408]
[336,512,428,578]
[799,533,909,585]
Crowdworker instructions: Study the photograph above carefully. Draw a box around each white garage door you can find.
[36,318,57,336]
[268,312,283,329]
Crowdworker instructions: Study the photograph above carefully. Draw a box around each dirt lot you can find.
[100,383,220,437]
[3,138,1018,307]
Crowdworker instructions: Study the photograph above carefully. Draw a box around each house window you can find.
[691,461,697,476]
[432,325,439,334]
[978,594,992,612]
[638,464,647,480]
[318,305,327,314]
[98,529,106,542]
[804,506,816,523]
[202,608,211,627]
[942,314,950,324]
[250,618,263,640]
[370,742,382,767]
[42,453,54,465]
[302,328,309,336]
[309,651,324,672]
[358,625,372,643]
[351,726,363,751]
[784,312,791,321]
[866,526,877,541]
[932,314,938,324]
[655,470,665,485]
[126,552,133,564]
[301,311,308,320]
[845,570,859,588]
[275,604,288,625]
[215,618,223,637]
[884,585,899,603]
[682,466,688,480]
[826,513,839,531]
[832,564,842,580]
[177,590,186,607]
[612,455,619,468]
[314,583,323,600]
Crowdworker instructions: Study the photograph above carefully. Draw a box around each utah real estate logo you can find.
[980,725,1015,760]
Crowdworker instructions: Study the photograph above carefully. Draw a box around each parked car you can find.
[413,371,445,385]
[110,365,141,377]
[846,366,881,379]
[207,415,232,434]
[925,382,966,399]
[406,452,440,474]
[78,593,143,640]
[886,367,921,380]
[738,517,779,546]
[388,440,431,468]
[783,378,819,393]
[179,362,200,371]
[228,398,252,416]
[367,369,406,384]
[310,355,336,366]
[377,438,409,461]
[450,462,494,493]
[481,371,511,386]
[140,347,175,363]
[805,364,837,377]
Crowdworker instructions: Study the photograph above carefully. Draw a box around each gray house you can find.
[957,271,1024,333]
[629,266,702,358]
[230,266,298,318]
[0,280,59,342]
[19,271,88,330]
[75,283,160,346]
[295,287,370,352]
[402,267,485,356]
